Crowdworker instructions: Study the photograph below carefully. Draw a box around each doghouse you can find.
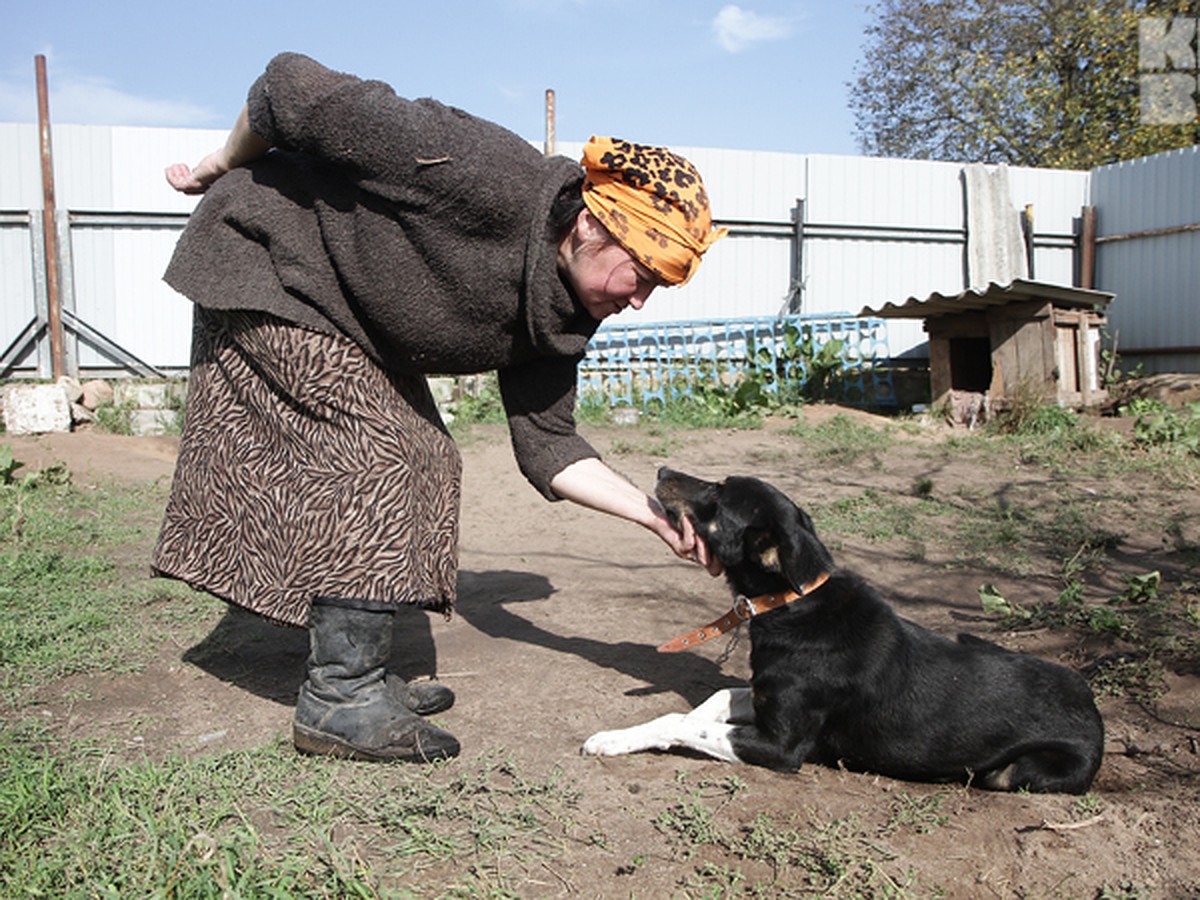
[865,279,1114,412]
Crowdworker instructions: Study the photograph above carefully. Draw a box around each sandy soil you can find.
[10,410,1200,898]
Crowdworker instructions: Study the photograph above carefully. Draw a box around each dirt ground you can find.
[12,409,1200,898]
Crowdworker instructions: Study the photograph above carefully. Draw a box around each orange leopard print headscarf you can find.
[581,136,727,286]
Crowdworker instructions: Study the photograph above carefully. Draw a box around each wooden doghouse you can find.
[865,279,1114,410]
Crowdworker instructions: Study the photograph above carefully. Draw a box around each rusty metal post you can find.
[1079,205,1097,290]
[35,54,65,380]
[544,89,556,157]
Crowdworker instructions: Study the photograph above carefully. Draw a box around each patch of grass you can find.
[785,413,890,465]
[663,801,933,898]
[608,438,675,458]
[648,773,937,896]
[980,558,1200,699]
[0,727,586,898]
[882,792,950,835]
[815,489,920,544]
[0,462,182,704]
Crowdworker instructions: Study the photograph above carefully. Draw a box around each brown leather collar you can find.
[657,571,831,653]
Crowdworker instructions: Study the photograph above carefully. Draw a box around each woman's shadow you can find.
[181,602,444,706]
[182,569,738,708]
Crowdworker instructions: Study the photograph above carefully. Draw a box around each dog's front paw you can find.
[582,714,686,757]
[581,729,639,757]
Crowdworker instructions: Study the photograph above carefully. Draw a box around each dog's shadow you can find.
[456,569,739,708]
[181,569,736,709]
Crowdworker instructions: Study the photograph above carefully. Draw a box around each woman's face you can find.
[562,212,664,320]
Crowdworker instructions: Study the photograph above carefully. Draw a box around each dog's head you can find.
[655,467,833,598]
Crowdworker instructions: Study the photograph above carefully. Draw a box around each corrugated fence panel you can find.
[802,156,967,357]
[0,124,44,209]
[1092,146,1200,373]
[1,123,42,368]
[69,226,195,370]
[109,126,229,213]
[51,125,115,208]
[0,218,36,365]
[3,122,1194,378]
[805,154,966,228]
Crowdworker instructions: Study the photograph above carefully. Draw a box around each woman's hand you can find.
[164,152,228,195]
[164,104,270,196]
[648,495,723,576]
[548,457,723,576]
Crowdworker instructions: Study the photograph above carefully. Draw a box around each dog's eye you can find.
[744,528,781,570]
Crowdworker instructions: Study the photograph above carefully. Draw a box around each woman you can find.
[155,52,727,764]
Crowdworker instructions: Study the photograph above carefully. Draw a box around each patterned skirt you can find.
[153,307,461,627]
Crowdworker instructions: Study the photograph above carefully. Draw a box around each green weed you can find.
[1127,400,1200,456]
[91,399,136,435]
[785,413,890,465]
[448,375,506,428]
[979,560,1199,699]
[653,774,937,897]
[883,792,950,835]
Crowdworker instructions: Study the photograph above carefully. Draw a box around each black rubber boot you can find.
[293,597,460,763]
[387,675,455,716]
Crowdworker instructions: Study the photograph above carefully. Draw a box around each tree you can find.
[850,0,1199,168]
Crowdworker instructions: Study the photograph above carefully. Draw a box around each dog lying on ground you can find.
[583,468,1104,794]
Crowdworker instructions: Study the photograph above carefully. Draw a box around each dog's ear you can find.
[775,505,833,589]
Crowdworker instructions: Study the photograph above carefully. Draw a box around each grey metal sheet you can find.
[861,278,1114,320]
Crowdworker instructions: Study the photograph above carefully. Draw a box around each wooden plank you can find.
[1056,325,1078,394]
[988,317,1020,400]
[1039,315,1057,394]
[929,336,952,406]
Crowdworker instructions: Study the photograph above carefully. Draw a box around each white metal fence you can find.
[1090,145,1200,374]
[0,123,1194,379]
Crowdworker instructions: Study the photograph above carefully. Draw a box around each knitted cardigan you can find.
[165,52,601,498]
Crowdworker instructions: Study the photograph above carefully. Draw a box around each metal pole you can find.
[1022,204,1035,279]
[544,89,556,157]
[1079,205,1096,290]
[35,54,65,380]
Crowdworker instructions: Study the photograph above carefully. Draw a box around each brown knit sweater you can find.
[165,53,601,498]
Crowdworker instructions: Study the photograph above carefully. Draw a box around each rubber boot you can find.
[293,597,460,763]
[387,675,455,716]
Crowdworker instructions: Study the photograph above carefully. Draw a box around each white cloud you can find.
[712,4,792,54]
[0,71,216,126]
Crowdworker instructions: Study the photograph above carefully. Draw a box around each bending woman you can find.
[155,52,726,764]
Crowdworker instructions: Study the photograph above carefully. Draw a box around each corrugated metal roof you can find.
[861,278,1114,320]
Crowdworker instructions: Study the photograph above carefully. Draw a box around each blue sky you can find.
[0,1,872,155]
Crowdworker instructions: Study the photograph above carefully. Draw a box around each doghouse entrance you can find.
[948,337,992,392]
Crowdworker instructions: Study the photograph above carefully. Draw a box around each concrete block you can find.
[114,381,185,409]
[427,377,456,405]
[127,408,179,436]
[3,384,72,435]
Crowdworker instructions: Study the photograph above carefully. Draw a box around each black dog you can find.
[583,468,1104,794]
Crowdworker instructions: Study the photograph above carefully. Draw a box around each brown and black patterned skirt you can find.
[153,307,461,627]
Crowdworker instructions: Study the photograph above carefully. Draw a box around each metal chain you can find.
[714,622,744,666]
